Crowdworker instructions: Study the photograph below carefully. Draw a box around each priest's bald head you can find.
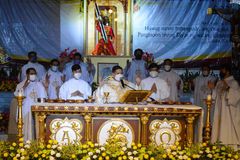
[72,64,82,80]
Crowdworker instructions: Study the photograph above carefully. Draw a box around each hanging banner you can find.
[133,0,232,62]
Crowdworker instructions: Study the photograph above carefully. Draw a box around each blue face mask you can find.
[74,59,80,64]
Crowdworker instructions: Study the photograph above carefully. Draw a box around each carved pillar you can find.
[186,115,195,146]
[38,113,46,143]
[84,114,92,141]
[203,99,212,142]
[140,114,149,146]
[16,96,25,142]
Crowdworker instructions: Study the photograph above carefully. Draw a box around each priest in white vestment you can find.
[140,63,170,102]
[63,52,95,84]
[124,49,148,83]
[19,51,46,81]
[15,68,47,141]
[193,65,216,124]
[209,65,240,149]
[158,59,183,102]
[59,64,92,100]
[94,65,140,103]
[44,59,64,99]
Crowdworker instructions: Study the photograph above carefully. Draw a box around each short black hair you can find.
[220,64,232,73]
[26,67,36,74]
[71,64,81,72]
[134,48,143,56]
[164,59,173,64]
[28,51,37,57]
[50,59,60,65]
[112,65,123,73]
[201,64,210,70]
[148,63,159,70]
[74,52,82,58]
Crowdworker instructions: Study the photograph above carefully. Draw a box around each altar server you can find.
[15,68,47,141]
[94,65,140,103]
[158,59,183,102]
[193,65,216,124]
[59,64,92,100]
[44,59,64,99]
[124,49,148,83]
[19,51,46,81]
[209,65,240,149]
[140,63,170,101]
[63,52,95,84]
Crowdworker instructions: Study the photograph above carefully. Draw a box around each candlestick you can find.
[15,94,25,143]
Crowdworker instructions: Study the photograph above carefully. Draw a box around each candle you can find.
[18,89,23,97]
[207,94,212,101]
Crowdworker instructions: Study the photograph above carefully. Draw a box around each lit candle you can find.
[18,89,23,97]
[207,94,212,101]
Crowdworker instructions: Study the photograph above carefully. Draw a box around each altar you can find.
[32,103,203,146]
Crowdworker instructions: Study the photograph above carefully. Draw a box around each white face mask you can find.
[149,71,158,78]
[29,74,37,81]
[74,73,81,79]
[164,65,171,71]
[51,66,58,72]
[115,74,124,81]
[202,70,209,76]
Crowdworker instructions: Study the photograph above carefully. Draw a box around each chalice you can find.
[103,92,110,104]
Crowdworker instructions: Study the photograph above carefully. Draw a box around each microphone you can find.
[120,79,125,88]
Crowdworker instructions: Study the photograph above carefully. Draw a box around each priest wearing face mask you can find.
[158,59,183,102]
[59,64,92,100]
[94,65,140,104]
[19,51,46,82]
[208,65,240,149]
[192,65,216,124]
[44,59,65,99]
[63,52,95,84]
[14,68,47,141]
[140,63,170,102]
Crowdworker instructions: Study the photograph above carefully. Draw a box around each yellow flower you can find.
[162,154,167,158]
[202,143,207,147]
[47,144,51,148]
[53,140,58,144]
[42,154,46,158]
[221,147,225,151]
[150,157,155,160]
[19,143,24,147]
[34,153,38,158]
[13,157,18,160]
[105,156,110,160]
[98,157,103,160]
[83,144,87,148]
[234,155,239,159]
[137,143,142,148]
[48,139,53,144]
[175,142,179,146]
[12,142,17,146]
[120,151,124,155]
[228,153,232,157]
[118,157,122,160]
[19,138,24,142]
[3,152,9,157]
[133,146,137,150]
[102,152,106,157]
[122,155,127,160]
[144,154,149,159]
[72,154,76,159]
[131,142,136,146]
[212,146,217,150]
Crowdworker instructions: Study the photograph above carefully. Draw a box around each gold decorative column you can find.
[16,96,25,142]
[203,97,212,142]
[38,113,46,143]
[140,114,150,146]
[84,114,92,142]
[186,115,195,146]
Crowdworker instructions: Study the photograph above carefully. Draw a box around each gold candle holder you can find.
[15,95,25,142]
[203,95,212,142]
